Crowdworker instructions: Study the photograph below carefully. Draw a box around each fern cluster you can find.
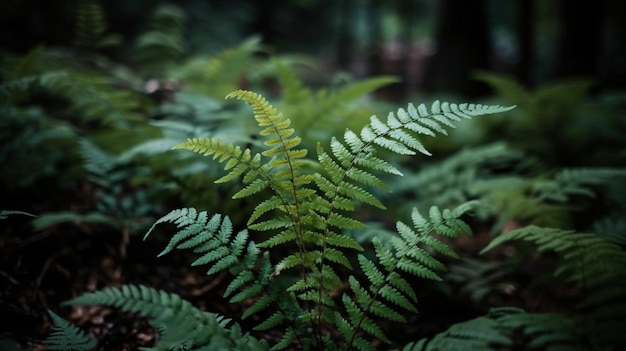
[57,89,515,350]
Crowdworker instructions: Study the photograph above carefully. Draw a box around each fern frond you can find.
[337,202,477,349]
[398,307,583,351]
[45,310,96,351]
[482,225,626,347]
[63,285,268,351]
[273,59,398,144]
[534,168,626,202]
[173,137,263,184]
[173,37,262,98]
[75,0,107,49]
[0,210,36,219]
[145,209,305,339]
[225,90,313,214]
[144,208,252,270]
[313,99,512,237]
[0,71,67,100]
[133,3,186,75]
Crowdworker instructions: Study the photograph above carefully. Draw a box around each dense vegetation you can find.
[1,1,625,350]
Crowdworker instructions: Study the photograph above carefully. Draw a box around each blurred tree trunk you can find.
[253,0,276,48]
[599,0,626,89]
[336,0,355,69]
[514,0,534,88]
[421,0,490,97]
[554,0,603,80]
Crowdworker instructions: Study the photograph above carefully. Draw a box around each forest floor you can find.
[1,220,579,351]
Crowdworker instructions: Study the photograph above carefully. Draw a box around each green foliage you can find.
[172,37,264,98]
[392,142,626,231]
[474,71,626,167]
[134,3,187,76]
[44,310,96,351]
[397,307,583,351]
[75,0,121,50]
[482,225,626,348]
[273,60,399,147]
[63,285,268,351]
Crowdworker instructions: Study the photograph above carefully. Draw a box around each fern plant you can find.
[64,90,514,350]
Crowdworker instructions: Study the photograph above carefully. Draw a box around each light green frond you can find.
[64,285,268,351]
[226,90,280,126]
[367,300,405,323]
[271,328,298,351]
[233,178,271,199]
[173,137,263,185]
[388,271,417,303]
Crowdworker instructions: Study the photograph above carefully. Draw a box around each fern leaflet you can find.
[45,310,96,351]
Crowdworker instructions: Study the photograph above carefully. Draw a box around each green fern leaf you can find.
[326,231,364,251]
[224,270,255,298]
[254,311,285,331]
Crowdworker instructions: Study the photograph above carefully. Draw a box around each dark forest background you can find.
[2,0,625,99]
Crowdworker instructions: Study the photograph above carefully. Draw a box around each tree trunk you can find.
[514,0,534,88]
[421,0,491,97]
[554,0,602,79]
